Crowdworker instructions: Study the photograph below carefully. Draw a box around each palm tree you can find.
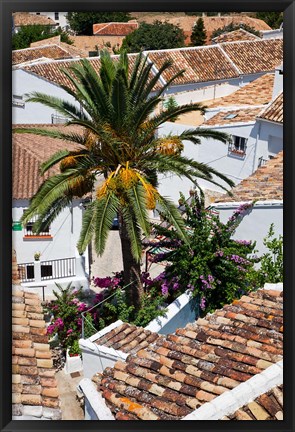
[14,50,234,309]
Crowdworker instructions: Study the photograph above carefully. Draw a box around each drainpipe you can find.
[252,120,262,173]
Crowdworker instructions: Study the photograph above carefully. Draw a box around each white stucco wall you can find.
[12,69,80,124]
[161,73,267,98]
[31,12,69,29]
[212,201,283,256]
[249,119,283,171]
[12,199,85,263]
[157,121,258,203]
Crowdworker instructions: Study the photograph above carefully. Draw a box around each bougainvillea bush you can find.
[144,192,260,314]
[45,282,88,351]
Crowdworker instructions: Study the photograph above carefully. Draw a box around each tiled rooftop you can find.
[212,29,261,44]
[94,322,159,355]
[30,36,88,58]
[23,53,162,91]
[215,151,283,203]
[210,73,275,108]
[258,92,283,124]
[13,12,56,27]
[93,21,138,36]
[220,39,283,75]
[12,124,82,200]
[94,288,283,420]
[223,385,283,420]
[12,45,77,66]
[12,285,61,420]
[147,46,239,85]
[203,107,262,126]
[21,39,283,90]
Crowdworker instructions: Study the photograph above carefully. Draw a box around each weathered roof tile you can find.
[215,151,283,203]
[95,288,283,420]
[12,285,61,420]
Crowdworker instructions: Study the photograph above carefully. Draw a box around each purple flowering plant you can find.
[44,282,92,351]
[146,192,260,314]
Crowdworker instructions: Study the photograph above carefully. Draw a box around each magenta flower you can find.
[67,329,73,335]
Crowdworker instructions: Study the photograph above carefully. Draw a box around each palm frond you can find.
[24,92,85,120]
[156,195,190,244]
[121,206,143,262]
[126,182,151,236]
[77,201,98,253]
[93,193,119,255]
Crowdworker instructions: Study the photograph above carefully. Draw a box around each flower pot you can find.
[64,348,83,374]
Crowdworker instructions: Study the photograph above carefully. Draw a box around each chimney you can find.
[272,63,283,99]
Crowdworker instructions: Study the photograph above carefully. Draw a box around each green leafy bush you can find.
[121,21,185,53]
[12,25,73,50]
[257,223,283,284]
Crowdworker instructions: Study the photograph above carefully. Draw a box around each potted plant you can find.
[34,251,41,261]
[65,339,83,374]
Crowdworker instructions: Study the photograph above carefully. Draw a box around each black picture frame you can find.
[1,1,294,431]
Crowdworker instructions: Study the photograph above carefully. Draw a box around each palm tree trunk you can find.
[118,212,144,310]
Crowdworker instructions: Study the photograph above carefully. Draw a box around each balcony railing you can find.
[18,262,34,283]
[18,257,76,282]
[41,257,76,281]
[51,114,69,124]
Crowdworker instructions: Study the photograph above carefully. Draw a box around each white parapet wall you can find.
[79,320,128,379]
[145,290,198,334]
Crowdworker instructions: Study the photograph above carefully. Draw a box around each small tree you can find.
[190,18,207,46]
[255,12,283,29]
[122,21,185,53]
[163,96,179,122]
[211,22,261,41]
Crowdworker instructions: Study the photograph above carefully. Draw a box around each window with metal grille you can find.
[23,211,52,237]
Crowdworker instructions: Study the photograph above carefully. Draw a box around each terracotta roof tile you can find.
[215,151,283,202]
[147,46,239,85]
[93,22,138,36]
[23,54,162,91]
[212,29,261,44]
[94,322,159,354]
[12,286,61,420]
[21,40,282,90]
[209,73,275,107]
[258,92,283,123]
[203,107,262,126]
[13,12,56,27]
[12,45,77,66]
[95,288,283,420]
[220,39,283,75]
[224,384,283,420]
[30,37,88,58]
[12,124,83,200]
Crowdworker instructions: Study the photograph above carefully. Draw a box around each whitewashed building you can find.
[12,125,90,296]
[12,39,282,124]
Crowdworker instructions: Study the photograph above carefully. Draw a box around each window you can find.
[23,212,52,237]
[54,12,59,20]
[228,136,247,156]
[12,94,25,108]
[233,136,247,152]
[224,113,237,120]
